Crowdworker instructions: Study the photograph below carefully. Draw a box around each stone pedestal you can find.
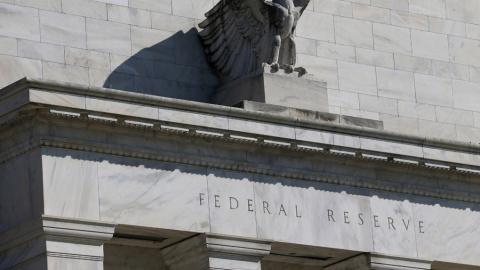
[161,234,272,270]
[211,67,328,112]
[0,216,116,270]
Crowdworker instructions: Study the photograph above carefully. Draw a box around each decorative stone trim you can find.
[0,112,479,205]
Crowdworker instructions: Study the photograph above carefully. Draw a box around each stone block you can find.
[86,18,131,56]
[66,47,110,70]
[316,41,355,62]
[446,0,480,24]
[452,79,480,112]
[429,17,466,37]
[435,107,474,126]
[89,68,134,91]
[359,94,398,115]
[151,13,195,33]
[394,54,432,75]
[229,118,296,139]
[16,0,61,11]
[414,73,453,107]
[470,66,480,83]
[373,23,411,55]
[457,126,480,145]
[62,0,107,20]
[172,0,213,20]
[418,119,456,140]
[40,10,87,49]
[294,37,316,56]
[334,16,373,49]
[42,150,100,219]
[371,0,408,11]
[295,11,334,42]
[0,36,17,56]
[297,54,338,88]
[107,4,151,28]
[355,48,394,69]
[328,89,359,110]
[391,10,428,30]
[96,0,127,5]
[211,67,328,112]
[174,33,211,69]
[207,170,257,237]
[0,3,39,41]
[475,112,480,128]
[352,4,390,24]
[369,195,417,257]
[98,158,210,231]
[313,0,352,17]
[340,108,380,121]
[380,114,419,135]
[338,61,377,95]
[409,0,446,18]
[29,89,85,109]
[43,62,89,85]
[131,26,175,62]
[130,0,171,14]
[154,62,219,88]
[0,54,42,88]
[111,54,155,77]
[398,101,436,121]
[376,67,415,101]
[158,106,228,129]
[17,39,65,63]
[411,30,449,62]
[449,36,480,67]
[0,0,14,3]
[466,23,480,40]
[432,61,469,80]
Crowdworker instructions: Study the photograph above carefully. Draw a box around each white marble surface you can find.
[42,149,100,220]
[98,157,210,232]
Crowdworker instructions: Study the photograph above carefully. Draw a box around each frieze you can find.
[199,194,427,233]
[1,112,480,206]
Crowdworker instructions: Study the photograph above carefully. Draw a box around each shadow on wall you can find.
[103,28,220,103]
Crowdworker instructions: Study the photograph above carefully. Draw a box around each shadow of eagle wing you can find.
[199,0,272,80]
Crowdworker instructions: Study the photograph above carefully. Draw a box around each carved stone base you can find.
[211,67,328,112]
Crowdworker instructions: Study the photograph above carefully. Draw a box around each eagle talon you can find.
[294,66,307,75]
[270,62,280,71]
[281,64,294,73]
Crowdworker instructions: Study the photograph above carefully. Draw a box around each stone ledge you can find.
[237,100,383,130]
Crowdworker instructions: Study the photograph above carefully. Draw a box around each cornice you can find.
[1,112,479,205]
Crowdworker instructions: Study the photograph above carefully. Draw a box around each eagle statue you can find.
[199,0,311,81]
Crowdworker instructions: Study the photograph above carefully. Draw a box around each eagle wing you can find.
[199,0,273,80]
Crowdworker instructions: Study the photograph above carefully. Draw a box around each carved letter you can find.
[263,201,271,214]
[402,219,410,230]
[295,205,302,218]
[328,209,335,222]
[199,193,205,205]
[344,212,350,224]
[419,221,425,233]
[374,215,380,227]
[279,204,287,216]
[214,195,220,208]
[248,199,254,212]
[358,213,364,225]
[388,217,396,230]
[229,197,238,209]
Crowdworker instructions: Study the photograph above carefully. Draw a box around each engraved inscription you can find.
[198,193,427,233]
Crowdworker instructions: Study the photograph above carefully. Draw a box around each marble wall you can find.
[40,149,480,266]
[1,0,480,142]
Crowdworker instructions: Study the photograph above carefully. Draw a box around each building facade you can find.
[1,0,480,269]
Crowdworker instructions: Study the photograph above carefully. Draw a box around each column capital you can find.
[161,233,273,270]
[0,215,116,269]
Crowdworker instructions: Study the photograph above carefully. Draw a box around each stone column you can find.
[324,254,432,270]
[0,215,116,269]
[161,233,272,270]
